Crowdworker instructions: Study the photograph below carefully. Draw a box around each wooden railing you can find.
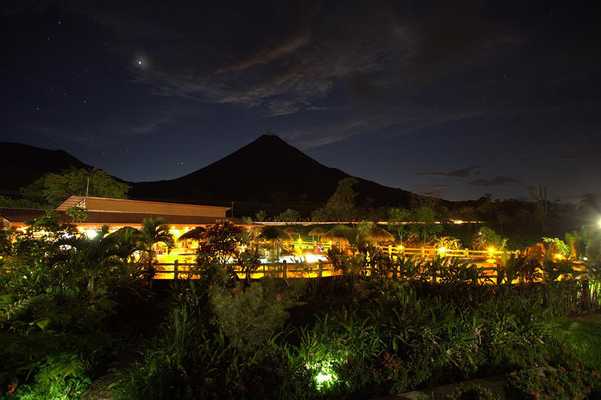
[153,259,588,282]
[378,245,519,260]
[154,261,341,280]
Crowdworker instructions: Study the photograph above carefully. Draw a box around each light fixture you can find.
[84,229,97,239]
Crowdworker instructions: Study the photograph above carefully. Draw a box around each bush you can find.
[210,283,295,352]
[12,353,91,400]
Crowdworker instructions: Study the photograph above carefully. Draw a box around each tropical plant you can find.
[195,221,243,285]
[12,353,91,400]
[542,237,570,259]
[411,206,442,243]
[472,227,508,251]
[387,208,411,242]
[254,210,267,222]
[136,218,174,282]
[259,226,291,262]
[210,284,293,352]
[238,246,262,284]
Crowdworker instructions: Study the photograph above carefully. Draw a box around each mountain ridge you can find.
[0,142,91,195]
[0,135,424,214]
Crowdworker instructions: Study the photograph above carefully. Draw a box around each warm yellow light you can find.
[84,229,97,239]
[553,253,566,261]
[437,246,448,256]
[487,246,496,257]
[597,217,601,229]
[304,253,327,264]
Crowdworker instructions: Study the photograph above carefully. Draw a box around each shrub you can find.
[13,353,91,400]
[210,283,294,352]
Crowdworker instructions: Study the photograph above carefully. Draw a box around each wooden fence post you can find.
[173,260,179,281]
[318,262,323,279]
[282,261,288,280]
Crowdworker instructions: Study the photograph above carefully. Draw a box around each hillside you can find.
[0,142,90,195]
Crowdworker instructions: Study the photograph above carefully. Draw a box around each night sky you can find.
[2,1,600,201]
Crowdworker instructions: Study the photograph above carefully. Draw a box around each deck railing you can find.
[153,258,588,282]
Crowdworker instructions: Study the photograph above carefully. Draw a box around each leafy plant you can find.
[12,353,91,400]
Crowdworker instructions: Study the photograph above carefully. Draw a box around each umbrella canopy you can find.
[364,226,395,243]
[282,226,300,238]
[323,225,354,243]
[177,226,206,241]
[308,226,328,238]
[259,226,292,241]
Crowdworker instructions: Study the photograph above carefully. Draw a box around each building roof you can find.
[0,207,237,227]
[56,196,230,217]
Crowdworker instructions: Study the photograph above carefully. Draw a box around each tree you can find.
[387,208,411,242]
[313,178,358,221]
[137,218,174,282]
[254,210,267,222]
[259,226,291,262]
[196,222,243,285]
[276,209,301,222]
[21,168,129,207]
[411,206,442,243]
[529,185,550,235]
[472,227,508,250]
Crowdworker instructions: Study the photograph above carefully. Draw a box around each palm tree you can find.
[258,226,291,262]
[59,225,137,298]
[137,218,174,282]
[177,226,206,242]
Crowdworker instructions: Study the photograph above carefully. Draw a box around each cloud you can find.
[74,0,526,120]
[469,176,521,187]
[412,184,449,198]
[418,165,480,178]
[217,31,312,73]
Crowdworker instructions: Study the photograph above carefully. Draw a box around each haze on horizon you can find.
[2,1,600,202]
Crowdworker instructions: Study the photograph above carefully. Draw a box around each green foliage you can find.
[12,353,91,400]
[542,237,570,258]
[277,208,301,222]
[387,208,411,242]
[473,227,508,250]
[21,168,129,207]
[0,229,12,257]
[254,210,267,222]
[312,178,358,221]
[210,284,294,352]
[411,206,443,243]
[0,213,143,393]
[0,195,44,209]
